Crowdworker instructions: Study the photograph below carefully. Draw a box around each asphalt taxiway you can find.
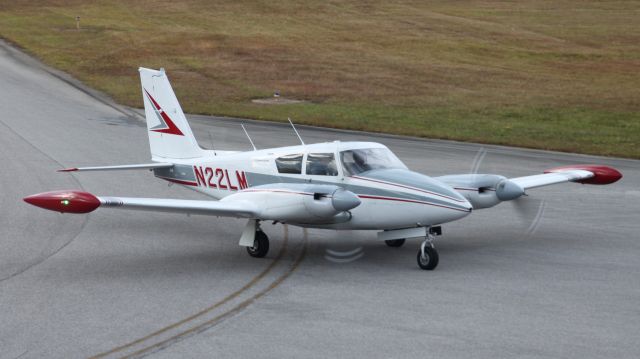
[1,40,639,358]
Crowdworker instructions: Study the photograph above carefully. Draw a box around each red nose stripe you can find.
[544,165,622,185]
[23,190,100,213]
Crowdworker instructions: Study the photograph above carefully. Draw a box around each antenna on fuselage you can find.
[241,124,257,151]
[208,131,217,156]
[288,117,305,145]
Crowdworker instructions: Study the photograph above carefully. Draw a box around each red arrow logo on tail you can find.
[144,89,184,136]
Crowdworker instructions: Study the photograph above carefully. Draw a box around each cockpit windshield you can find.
[340,148,406,176]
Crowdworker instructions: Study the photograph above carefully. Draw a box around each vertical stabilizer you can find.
[139,67,203,159]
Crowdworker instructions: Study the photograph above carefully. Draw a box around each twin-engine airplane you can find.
[24,68,622,270]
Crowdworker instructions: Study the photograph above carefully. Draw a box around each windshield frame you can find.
[340,147,407,176]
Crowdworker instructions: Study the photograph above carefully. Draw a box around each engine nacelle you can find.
[437,174,524,209]
[222,184,361,224]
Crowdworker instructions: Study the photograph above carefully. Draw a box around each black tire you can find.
[416,246,439,270]
[247,231,269,258]
[385,238,406,248]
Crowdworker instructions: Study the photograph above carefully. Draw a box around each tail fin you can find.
[139,67,203,159]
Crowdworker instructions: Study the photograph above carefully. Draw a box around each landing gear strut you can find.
[416,229,439,270]
[247,230,269,258]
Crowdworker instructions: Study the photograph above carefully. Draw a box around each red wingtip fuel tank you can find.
[544,165,622,185]
[23,190,100,213]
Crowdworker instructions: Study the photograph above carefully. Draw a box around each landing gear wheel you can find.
[416,246,439,270]
[385,238,406,248]
[247,231,269,258]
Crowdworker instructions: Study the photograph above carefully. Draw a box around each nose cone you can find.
[431,181,473,214]
[433,180,472,208]
[332,188,361,211]
[425,181,472,223]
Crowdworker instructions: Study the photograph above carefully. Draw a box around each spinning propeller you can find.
[471,149,546,235]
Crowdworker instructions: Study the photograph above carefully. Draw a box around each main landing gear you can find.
[246,229,269,258]
[416,228,440,270]
[385,238,406,247]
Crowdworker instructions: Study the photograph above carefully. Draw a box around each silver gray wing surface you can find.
[509,170,594,190]
[97,196,258,217]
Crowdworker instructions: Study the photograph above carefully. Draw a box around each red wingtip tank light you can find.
[544,165,622,185]
[23,190,101,213]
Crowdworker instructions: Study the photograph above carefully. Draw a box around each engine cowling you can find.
[495,179,525,201]
[222,184,361,224]
[436,174,524,209]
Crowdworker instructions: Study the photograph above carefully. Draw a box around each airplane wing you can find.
[23,183,361,222]
[437,164,622,209]
[24,190,258,218]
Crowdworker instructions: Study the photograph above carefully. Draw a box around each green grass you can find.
[0,1,639,157]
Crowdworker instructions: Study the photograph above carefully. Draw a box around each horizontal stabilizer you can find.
[58,163,174,172]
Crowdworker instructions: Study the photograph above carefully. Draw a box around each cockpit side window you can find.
[305,153,338,176]
[275,154,303,174]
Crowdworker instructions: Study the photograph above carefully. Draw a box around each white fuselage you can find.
[152,141,472,230]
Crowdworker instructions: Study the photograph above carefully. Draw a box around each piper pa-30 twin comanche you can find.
[24,68,623,270]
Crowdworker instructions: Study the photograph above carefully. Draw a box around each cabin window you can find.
[306,153,338,176]
[275,154,303,174]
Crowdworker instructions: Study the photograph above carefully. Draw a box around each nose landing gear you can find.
[380,226,442,270]
[416,227,440,270]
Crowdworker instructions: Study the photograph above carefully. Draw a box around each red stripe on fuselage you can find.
[238,189,469,211]
[156,175,198,186]
[357,194,470,212]
[240,189,313,196]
